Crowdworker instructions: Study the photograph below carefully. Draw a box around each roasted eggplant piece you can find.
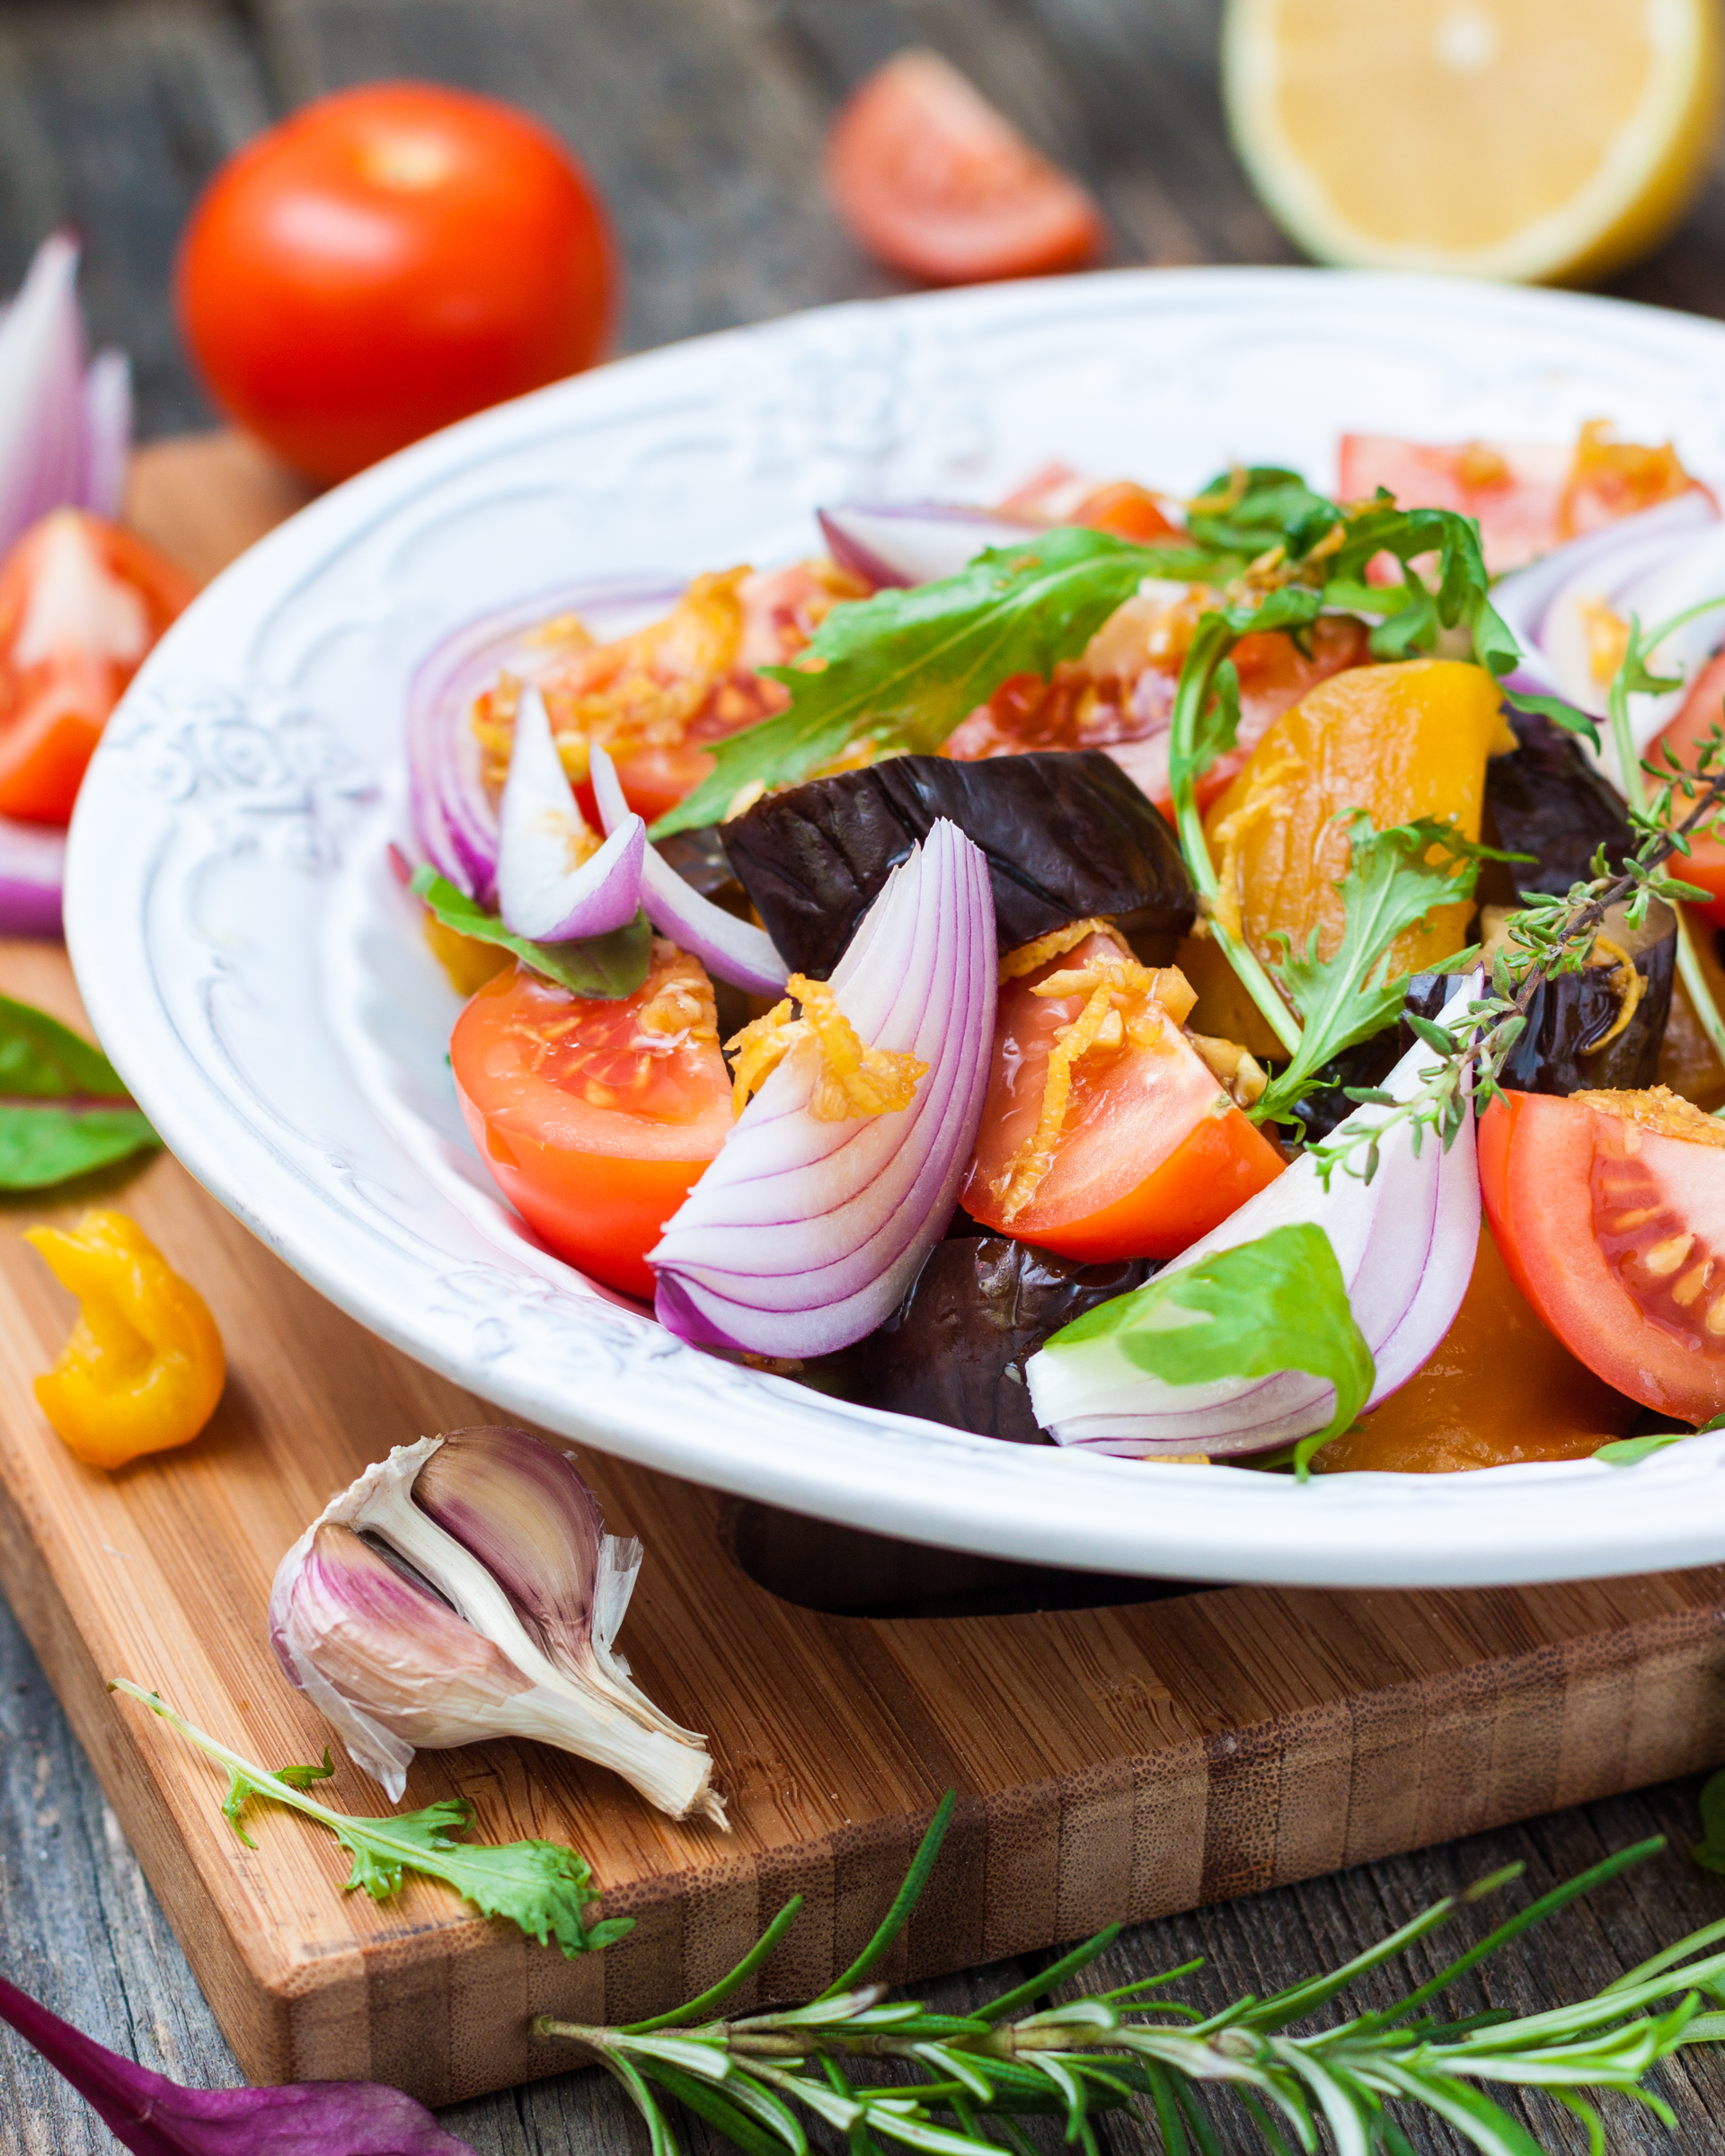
[850,1236,1155,1445]
[721,751,1195,977]
[1488,897,1676,1094]
[1484,711,1635,897]
[659,821,744,904]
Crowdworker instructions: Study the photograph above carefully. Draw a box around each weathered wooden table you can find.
[7,2,1725,2150]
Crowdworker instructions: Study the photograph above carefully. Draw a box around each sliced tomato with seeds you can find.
[0,509,194,824]
[1648,648,1725,928]
[450,946,731,1297]
[1480,1084,1725,1422]
[960,929,1283,1260]
[825,49,1103,287]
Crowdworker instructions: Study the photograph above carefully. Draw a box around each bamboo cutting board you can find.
[0,438,1720,2108]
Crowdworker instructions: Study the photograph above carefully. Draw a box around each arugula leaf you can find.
[1040,1222,1375,1473]
[1252,815,1489,1126]
[1186,467,1340,560]
[114,1681,632,1955]
[0,995,158,1188]
[1597,1409,1725,1468]
[411,866,650,999]
[648,527,1190,837]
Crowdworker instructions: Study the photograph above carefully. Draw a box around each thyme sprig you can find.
[1309,710,1725,1186]
[537,1791,1725,2156]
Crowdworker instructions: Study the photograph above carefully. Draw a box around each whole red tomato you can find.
[176,83,617,484]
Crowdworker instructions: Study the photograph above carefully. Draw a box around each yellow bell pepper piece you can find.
[1205,657,1516,985]
[25,1210,225,1469]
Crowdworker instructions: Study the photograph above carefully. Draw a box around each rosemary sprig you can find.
[537,1792,1725,2156]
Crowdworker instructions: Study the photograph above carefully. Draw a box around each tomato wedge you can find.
[450,948,731,1297]
[960,930,1283,1259]
[1480,1085,1725,1422]
[0,510,194,824]
[825,49,1103,286]
[1649,648,1725,927]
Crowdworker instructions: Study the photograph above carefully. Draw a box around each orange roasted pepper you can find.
[25,1211,225,1468]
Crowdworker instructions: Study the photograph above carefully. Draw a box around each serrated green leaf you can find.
[411,865,650,998]
[649,528,1175,837]
[222,1749,334,1848]
[0,994,160,1188]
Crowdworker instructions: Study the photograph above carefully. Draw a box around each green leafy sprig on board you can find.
[411,864,651,999]
[537,1787,1725,2156]
[0,994,158,1188]
[111,1682,631,1955]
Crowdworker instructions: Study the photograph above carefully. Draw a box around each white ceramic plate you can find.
[66,267,1725,1588]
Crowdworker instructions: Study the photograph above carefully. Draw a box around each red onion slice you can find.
[650,818,995,1356]
[589,741,788,994]
[0,817,65,938]
[496,685,645,941]
[1025,981,1482,1457]
[79,348,131,521]
[818,502,1047,588]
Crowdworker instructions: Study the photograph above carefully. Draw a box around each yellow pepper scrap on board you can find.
[25,1210,226,1469]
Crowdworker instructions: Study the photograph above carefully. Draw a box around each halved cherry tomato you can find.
[960,931,1283,1259]
[1480,1085,1725,1423]
[825,49,1103,286]
[1649,648,1725,927]
[0,510,194,824]
[177,83,616,483]
[450,948,731,1298]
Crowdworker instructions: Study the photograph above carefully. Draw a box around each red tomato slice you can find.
[825,50,1103,286]
[1649,648,1725,927]
[450,949,731,1297]
[0,510,194,825]
[960,932,1284,1259]
[1480,1086,1725,1422]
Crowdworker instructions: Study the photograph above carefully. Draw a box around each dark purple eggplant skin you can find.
[1485,711,1636,897]
[849,1237,1156,1445]
[721,751,1195,978]
[1491,901,1676,1094]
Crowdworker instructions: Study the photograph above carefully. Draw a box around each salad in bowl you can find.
[399,417,1725,1481]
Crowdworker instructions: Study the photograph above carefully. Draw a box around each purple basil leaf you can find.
[0,1972,474,2154]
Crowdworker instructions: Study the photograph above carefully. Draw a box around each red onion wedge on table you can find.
[1026,980,1483,1457]
[651,818,995,1357]
[589,738,787,994]
[495,682,645,941]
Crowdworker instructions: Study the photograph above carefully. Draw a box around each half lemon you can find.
[1222,0,1722,282]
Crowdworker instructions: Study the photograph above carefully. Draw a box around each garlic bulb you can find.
[269,1427,724,1825]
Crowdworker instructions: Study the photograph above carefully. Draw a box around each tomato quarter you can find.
[0,510,193,825]
[450,948,731,1298]
[825,49,1103,286]
[177,83,616,483]
[961,930,1284,1259]
[1480,1084,1725,1422]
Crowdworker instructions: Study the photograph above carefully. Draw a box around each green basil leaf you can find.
[411,867,650,999]
[0,994,159,1188]
[1597,1411,1725,1468]
[648,527,1187,838]
[1042,1222,1374,1472]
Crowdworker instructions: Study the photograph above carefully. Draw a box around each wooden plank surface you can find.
[9,1,1725,2152]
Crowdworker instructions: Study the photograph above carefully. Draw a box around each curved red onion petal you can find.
[0,235,91,562]
[0,816,65,937]
[589,741,788,994]
[1491,490,1720,702]
[406,578,684,906]
[80,348,131,520]
[818,502,1045,588]
[1026,981,1482,1456]
[650,818,995,1356]
[496,684,645,941]
[0,1968,474,2155]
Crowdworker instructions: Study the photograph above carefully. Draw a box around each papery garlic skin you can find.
[269,1429,724,1824]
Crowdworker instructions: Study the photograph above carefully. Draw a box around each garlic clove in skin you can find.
[269,1428,725,1825]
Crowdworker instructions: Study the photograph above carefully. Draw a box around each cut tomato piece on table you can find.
[960,927,1283,1259]
[450,947,731,1298]
[1480,1084,1725,1423]
[0,509,194,825]
[825,49,1103,286]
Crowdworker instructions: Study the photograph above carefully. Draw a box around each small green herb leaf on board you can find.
[1039,1222,1374,1472]
[0,994,160,1188]
[649,527,1202,837]
[411,866,650,1000]
[1694,1770,1725,1876]
[112,1682,632,1956]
